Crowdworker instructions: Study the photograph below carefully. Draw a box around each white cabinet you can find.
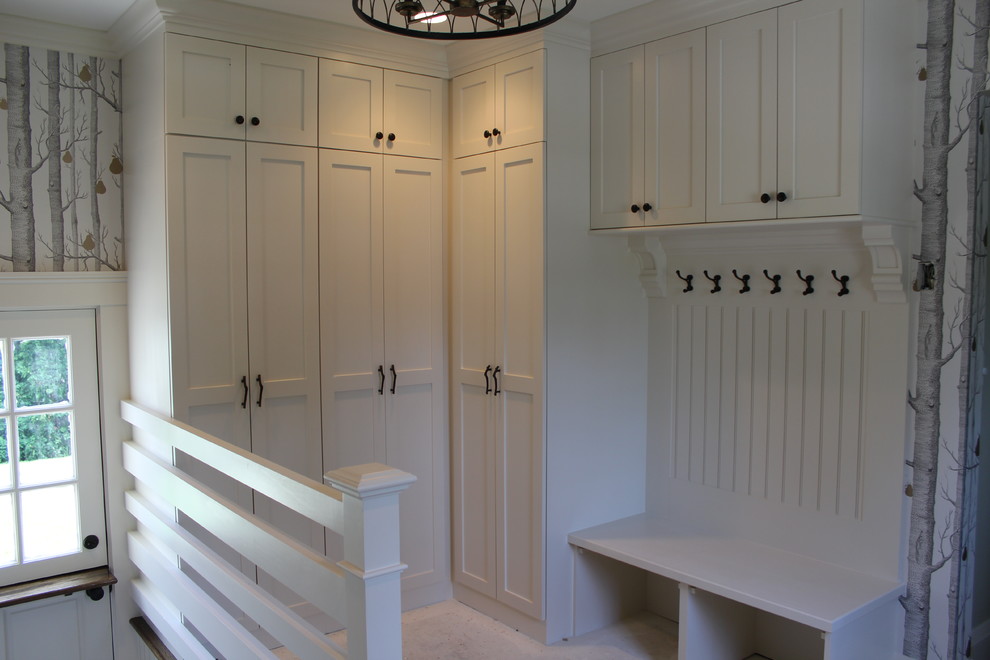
[590,30,706,229]
[165,135,323,565]
[706,0,862,221]
[165,33,318,145]
[451,143,545,619]
[591,0,864,227]
[319,60,444,158]
[450,50,544,159]
[319,149,447,606]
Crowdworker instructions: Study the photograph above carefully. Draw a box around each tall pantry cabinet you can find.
[128,25,449,620]
[449,44,548,630]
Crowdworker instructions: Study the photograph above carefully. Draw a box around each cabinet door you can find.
[319,60,384,152]
[645,30,706,225]
[777,0,862,218]
[383,156,447,596]
[320,149,387,472]
[246,48,318,146]
[246,144,323,614]
[707,10,777,222]
[165,35,246,140]
[495,50,544,151]
[383,70,444,159]
[165,136,249,448]
[451,66,495,159]
[450,153,498,598]
[165,136,254,582]
[494,144,544,619]
[590,46,645,230]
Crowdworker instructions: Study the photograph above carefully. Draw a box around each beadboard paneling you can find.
[670,304,867,520]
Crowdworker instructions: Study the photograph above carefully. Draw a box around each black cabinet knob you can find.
[643,203,653,212]
[250,117,260,126]
[631,204,641,213]
[388,133,396,141]
[376,131,385,140]
[83,534,100,549]
[760,193,772,204]
[235,115,245,125]
[491,128,501,137]
[484,130,492,138]
[777,191,788,202]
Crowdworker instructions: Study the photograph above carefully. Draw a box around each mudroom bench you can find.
[568,514,905,660]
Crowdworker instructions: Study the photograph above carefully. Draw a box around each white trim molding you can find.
[602,217,913,304]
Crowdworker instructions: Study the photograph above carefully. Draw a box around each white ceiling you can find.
[0,0,656,32]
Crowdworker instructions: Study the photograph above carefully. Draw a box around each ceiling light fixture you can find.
[353,0,578,40]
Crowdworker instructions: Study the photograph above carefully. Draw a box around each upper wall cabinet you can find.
[450,50,544,159]
[590,30,706,229]
[707,0,861,222]
[319,60,444,159]
[165,33,318,145]
[591,0,884,229]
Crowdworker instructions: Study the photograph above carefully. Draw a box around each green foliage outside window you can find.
[0,339,72,465]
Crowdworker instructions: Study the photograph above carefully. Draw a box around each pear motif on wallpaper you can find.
[109,156,123,174]
[0,98,7,110]
[62,151,73,163]
[82,234,96,252]
[95,179,106,194]
[78,64,91,82]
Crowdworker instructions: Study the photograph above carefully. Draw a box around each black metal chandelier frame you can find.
[352,0,578,40]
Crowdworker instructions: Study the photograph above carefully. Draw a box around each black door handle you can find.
[493,366,501,396]
[388,133,396,141]
[777,191,788,202]
[631,204,641,213]
[235,115,245,125]
[761,193,772,203]
[378,365,385,395]
[256,374,264,407]
[484,365,492,394]
[491,128,501,136]
[643,203,653,212]
[250,116,260,126]
[390,364,397,395]
[241,376,249,408]
[376,131,385,140]
[484,129,492,138]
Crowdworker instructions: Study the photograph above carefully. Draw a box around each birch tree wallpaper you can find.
[908,0,989,657]
[0,42,122,272]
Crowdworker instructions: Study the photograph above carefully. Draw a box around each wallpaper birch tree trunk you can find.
[905,0,958,656]
[86,56,101,269]
[66,52,79,271]
[947,4,990,656]
[46,50,64,272]
[0,44,37,271]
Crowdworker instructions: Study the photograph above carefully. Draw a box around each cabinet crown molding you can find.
[112,0,449,76]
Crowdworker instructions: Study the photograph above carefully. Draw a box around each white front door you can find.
[0,309,112,659]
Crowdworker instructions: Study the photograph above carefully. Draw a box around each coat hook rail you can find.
[763,270,782,294]
[704,270,722,293]
[676,270,694,293]
[732,269,751,294]
[797,270,815,295]
[831,270,850,296]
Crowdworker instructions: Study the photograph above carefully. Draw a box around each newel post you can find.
[325,463,416,660]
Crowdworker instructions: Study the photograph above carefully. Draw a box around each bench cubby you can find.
[569,514,904,660]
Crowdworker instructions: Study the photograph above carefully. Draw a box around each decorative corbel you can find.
[627,236,667,298]
[861,223,908,304]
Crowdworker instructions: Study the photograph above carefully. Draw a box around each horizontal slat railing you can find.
[121,400,415,660]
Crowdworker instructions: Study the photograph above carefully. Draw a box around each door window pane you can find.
[0,340,6,411]
[13,338,70,409]
[16,413,74,487]
[0,494,14,568]
[20,485,79,562]
[0,419,9,490]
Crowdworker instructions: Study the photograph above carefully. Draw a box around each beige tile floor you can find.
[274,599,680,659]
